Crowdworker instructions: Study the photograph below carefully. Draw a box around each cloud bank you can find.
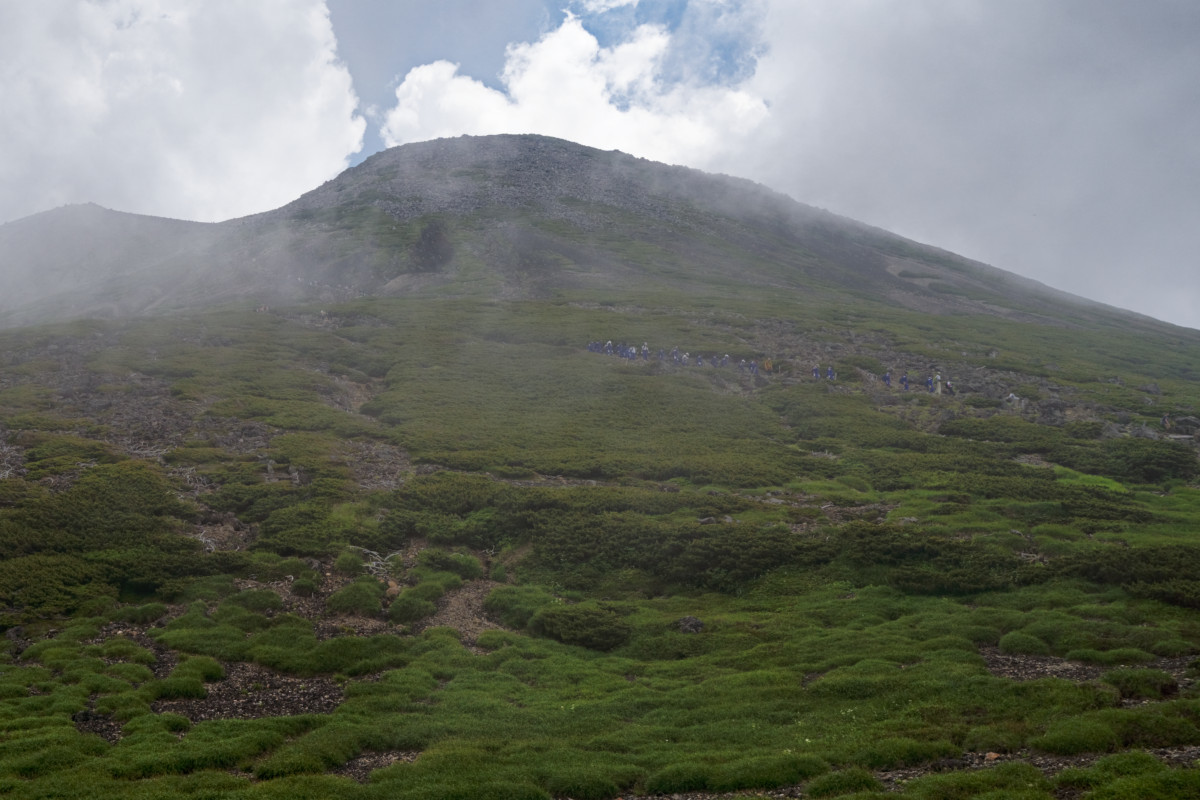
[0,0,365,224]
[378,10,768,169]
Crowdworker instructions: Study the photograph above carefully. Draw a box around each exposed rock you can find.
[1170,415,1200,434]
[678,616,704,634]
[1100,422,1124,439]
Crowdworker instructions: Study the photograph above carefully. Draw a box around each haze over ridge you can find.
[0,134,1189,342]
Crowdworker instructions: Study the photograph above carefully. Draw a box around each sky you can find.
[2,1,1198,330]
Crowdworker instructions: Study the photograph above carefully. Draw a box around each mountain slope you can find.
[2,134,1186,339]
[3,136,1200,798]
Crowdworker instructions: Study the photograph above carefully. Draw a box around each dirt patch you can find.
[72,707,127,744]
[415,579,505,650]
[979,645,1197,699]
[151,661,343,722]
[331,750,420,783]
[335,439,412,491]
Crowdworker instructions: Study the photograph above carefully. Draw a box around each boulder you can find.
[1171,416,1200,434]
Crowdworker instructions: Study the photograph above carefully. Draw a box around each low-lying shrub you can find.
[388,594,437,625]
[527,604,632,651]
[805,767,882,797]
[325,578,384,616]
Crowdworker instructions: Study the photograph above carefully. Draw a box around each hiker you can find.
[722,354,730,368]
[813,365,820,379]
[827,366,835,380]
[762,358,773,374]
[901,372,909,391]
[1162,413,1172,430]
[883,371,891,388]
[926,376,934,393]
[945,380,955,396]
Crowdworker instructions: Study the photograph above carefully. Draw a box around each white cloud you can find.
[573,0,640,13]
[728,0,1200,329]
[378,13,768,168]
[0,0,364,223]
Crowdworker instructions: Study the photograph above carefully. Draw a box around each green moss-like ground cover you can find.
[2,293,1200,797]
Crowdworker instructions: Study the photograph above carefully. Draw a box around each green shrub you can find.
[527,604,631,651]
[291,577,318,597]
[1104,648,1156,665]
[111,602,169,624]
[805,767,883,797]
[175,656,225,682]
[97,637,156,664]
[543,770,621,800]
[904,762,1051,798]
[1098,438,1198,484]
[1149,639,1194,658]
[483,585,555,629]
[1031,718,1119,755]
[1085,770,1200,800]
[1057,750,1164,792]
[644,762,709,794]
[334,550,364,575]
[418,549,484,580]
[227,588,283,612]
[326,578,384,616]
[389,594,437,624]
[998,631,1050,655]
[709,753,829,791]
[106,662,154,684]
[1101,669,1177,700]
[962,724,1025,754]
[851,737,957,769]
[410,570,463,594]
[149,676,207,700]
[1096,707,1200,749]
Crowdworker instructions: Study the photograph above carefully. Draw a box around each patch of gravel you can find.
[331,750,420,783]
[414,579,506,650]
[151,661,343,722]
[978,645,1198,700]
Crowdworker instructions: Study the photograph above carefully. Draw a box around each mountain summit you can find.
[0,134,1176,333]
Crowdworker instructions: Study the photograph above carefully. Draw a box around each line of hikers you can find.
[880,370,955,395]
[586,341,958,394]
[586,341,773,374]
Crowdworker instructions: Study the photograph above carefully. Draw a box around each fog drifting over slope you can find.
[3,1,1198,329]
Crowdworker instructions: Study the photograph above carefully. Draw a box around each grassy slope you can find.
[2,278,1200,799]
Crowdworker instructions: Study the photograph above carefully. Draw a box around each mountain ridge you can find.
[0,134,1191,339]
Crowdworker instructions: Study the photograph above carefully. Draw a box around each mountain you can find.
[1,134,1183,337]
[3,135,1200,798]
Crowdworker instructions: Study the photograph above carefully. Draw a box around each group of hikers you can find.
[586,340,957,394]
[880,369,956,395]
[586,341,774,375]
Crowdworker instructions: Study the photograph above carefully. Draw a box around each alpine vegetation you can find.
[2,135,1200,799]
